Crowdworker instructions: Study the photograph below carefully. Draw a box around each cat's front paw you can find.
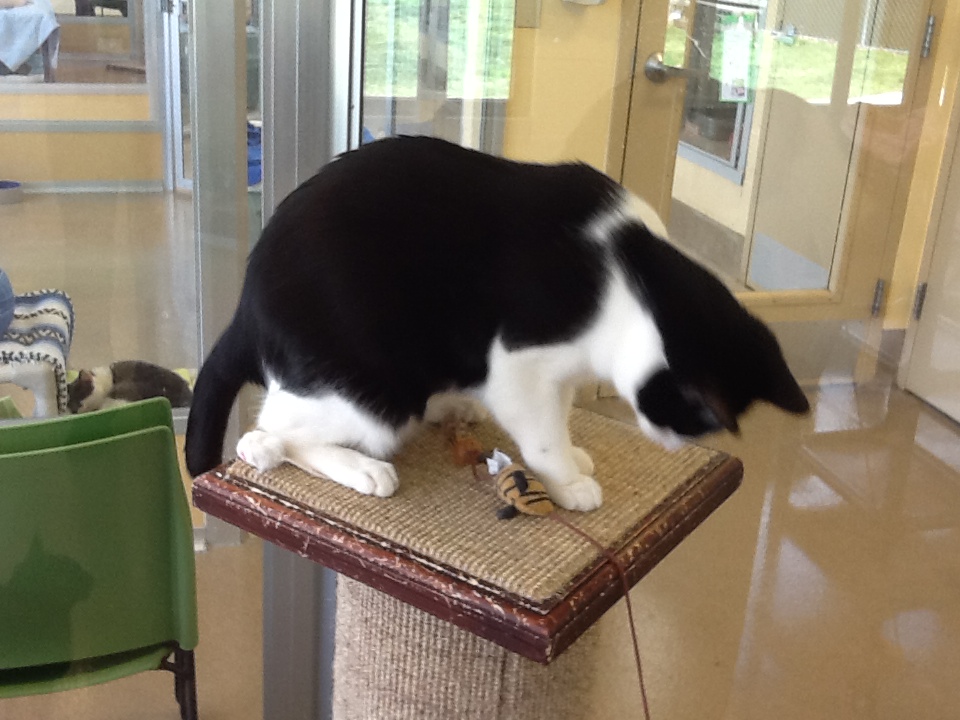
[546,475,603,512]
[237,430,285,472]
[570,446,594,475]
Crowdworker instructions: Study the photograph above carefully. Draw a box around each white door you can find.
[903,117,960,423]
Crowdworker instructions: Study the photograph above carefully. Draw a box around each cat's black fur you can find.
[186,136,808,476]
[67,360,193,413]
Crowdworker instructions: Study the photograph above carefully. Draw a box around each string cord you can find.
[546,512,652,720]
[446,419,652,719]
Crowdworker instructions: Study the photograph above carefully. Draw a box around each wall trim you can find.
[0,119,159,133]
[22,180,164,193]
[58,15,130,26]
[0,83,148,95]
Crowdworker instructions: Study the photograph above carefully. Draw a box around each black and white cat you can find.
[185,136,809,511]
[67,360,194,414]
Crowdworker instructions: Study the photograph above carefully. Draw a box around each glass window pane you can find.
[362,0,514,152]
[0,1,203,399]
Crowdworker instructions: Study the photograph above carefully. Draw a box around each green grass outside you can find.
[364,0,513,99]
[363,4,909,104]
[665,25,909,102]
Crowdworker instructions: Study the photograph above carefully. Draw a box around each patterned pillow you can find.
[0,289,74,414]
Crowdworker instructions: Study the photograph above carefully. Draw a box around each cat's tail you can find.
[185,320,260,477]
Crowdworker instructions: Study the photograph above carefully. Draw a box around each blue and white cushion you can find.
[0,289,74,415]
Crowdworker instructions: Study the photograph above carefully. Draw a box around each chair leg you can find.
[163,646,198,720]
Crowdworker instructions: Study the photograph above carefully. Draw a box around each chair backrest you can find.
[0,397,173,454]
[0,400,197,670]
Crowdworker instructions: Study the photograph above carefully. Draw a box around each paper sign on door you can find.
[719,12,758,103]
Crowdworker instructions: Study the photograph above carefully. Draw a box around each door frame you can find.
[161,0,192,191]
[899,55,960,396]
[259,3,362,720]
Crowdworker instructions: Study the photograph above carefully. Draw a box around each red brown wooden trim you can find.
[193,455,742,664]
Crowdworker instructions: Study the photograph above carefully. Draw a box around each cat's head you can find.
[632,316,810,449]
[66,369,96,414]
[615,222,810,448]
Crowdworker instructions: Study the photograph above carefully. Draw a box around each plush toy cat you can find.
[67,360,193,414]
[186,136,809,510]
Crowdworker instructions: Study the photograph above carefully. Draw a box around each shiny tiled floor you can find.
[587,374,960,720]
[3,193,960,719]
[2,539,264,720]
[5,376,958,719]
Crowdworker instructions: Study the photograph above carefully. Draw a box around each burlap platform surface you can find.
[225,407,724,609]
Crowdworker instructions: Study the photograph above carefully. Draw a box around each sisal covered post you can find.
[333,576,602,720]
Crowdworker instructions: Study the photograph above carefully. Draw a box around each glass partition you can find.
[661,0,927,293]
[0,0,194,399]
[0,0,146,84]
[362,0,514,152]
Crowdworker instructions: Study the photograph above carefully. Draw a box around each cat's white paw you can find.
[237,430,285,471]
[423,392,489,425]
[570,446,595,475]
[336,456,400,498]
[546,475,603,512]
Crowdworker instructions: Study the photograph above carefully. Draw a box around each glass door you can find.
[357,0,934,384]
[624,0,934,381]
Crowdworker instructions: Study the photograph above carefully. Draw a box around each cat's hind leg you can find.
[237,429,285,471]
[238,383,406,497]
[284,444,399,497]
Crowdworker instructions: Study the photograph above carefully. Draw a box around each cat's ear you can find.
[747,318,811,416]
[763,370,810,415]
[78,369,94,383]
[756,346,810,415]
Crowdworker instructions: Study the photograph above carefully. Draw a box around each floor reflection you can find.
[586,372,960,719]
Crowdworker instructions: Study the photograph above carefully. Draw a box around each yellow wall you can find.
[0,92,161,185]
[503,1,624,171]
[0,93,151,122]
[886,0,960,329]
[0,132,162,183]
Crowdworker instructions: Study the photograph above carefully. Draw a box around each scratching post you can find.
[333,576,600,720]
[194,409,743,718]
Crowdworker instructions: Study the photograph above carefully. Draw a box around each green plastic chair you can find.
[0,396,21,420]
[0,399,199,719]
[0,395,173,453]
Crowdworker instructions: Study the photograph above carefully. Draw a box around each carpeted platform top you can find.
[221,408,730,609]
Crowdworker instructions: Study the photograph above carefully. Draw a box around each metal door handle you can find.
[644,52,695,84]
